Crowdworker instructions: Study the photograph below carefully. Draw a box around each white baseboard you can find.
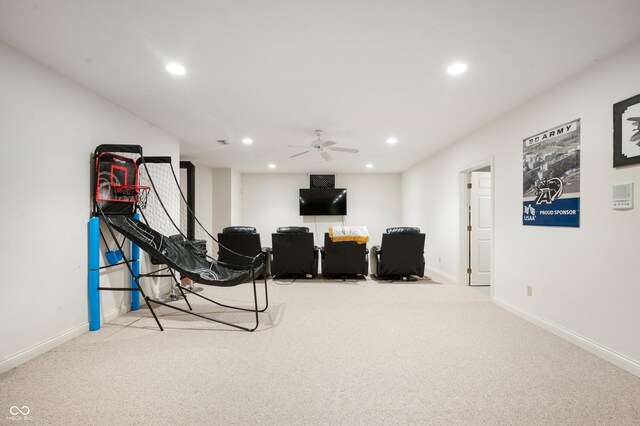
[102,303,131,324]
[493,297,640,379]
[425,266,457,285]
[0,304,130,375]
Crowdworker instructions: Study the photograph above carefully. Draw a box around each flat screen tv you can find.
[299,188,347,216]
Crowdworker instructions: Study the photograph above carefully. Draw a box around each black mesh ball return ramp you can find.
[89,145,269,332]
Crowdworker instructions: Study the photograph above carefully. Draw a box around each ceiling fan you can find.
[288,130,359,161]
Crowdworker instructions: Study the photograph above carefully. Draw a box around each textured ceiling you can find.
[1,0,640,172]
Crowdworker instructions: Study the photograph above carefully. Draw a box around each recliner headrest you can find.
[222,226,257,234]
[276,226,309,233]
[386,227,420,234]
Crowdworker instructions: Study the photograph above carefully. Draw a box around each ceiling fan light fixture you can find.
[447,61,467,76]
[289,130,359,161]
[165,62,186,76]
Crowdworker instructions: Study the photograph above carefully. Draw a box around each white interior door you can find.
[470,171,492,286]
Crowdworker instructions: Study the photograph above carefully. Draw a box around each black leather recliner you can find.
[270,226,319,278]
[370,227,425,279]
[321,233,368,277]
[217,226,271,278]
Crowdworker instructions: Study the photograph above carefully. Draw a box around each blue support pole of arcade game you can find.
[88,216,101,331]
[130,213,141,311]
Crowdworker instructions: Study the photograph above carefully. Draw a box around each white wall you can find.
[185,164,214,257]
[402,41,640,371]
[241,173,401,248]
[211,168,232,234]
[230,168,242,226]
[194,165,214,236]
[0,42,180,371]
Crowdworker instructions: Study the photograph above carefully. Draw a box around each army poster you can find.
[522,119,580,227]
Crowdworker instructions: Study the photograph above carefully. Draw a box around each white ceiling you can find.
[1,1,640,173]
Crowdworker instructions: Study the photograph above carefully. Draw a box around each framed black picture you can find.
[613,93,640,168]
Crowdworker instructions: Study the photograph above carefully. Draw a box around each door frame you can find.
[180,161,195,240]
[458,157,495,294]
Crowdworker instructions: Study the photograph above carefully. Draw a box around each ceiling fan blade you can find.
[320,140,337,147]
[288,144,312,148]
[290,150,311,158]
[328,147,359,153]
[320,151,332,161]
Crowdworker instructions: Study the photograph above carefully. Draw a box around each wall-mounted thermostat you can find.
[612,183,633,210]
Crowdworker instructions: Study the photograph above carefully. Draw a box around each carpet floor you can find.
[1,278,639,425]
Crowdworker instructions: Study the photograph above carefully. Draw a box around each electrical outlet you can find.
[527,286,533,297]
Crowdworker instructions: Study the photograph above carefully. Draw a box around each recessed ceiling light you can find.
[165,62,186,76]
[268,163,276,169]
[242,138,254,145]
[447,62,467,76]
[366,164,373,169]
[386,137,398,145]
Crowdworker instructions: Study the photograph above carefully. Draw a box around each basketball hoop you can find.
[113,184,150,209]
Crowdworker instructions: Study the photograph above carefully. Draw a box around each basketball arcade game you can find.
[89,144,269,332]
